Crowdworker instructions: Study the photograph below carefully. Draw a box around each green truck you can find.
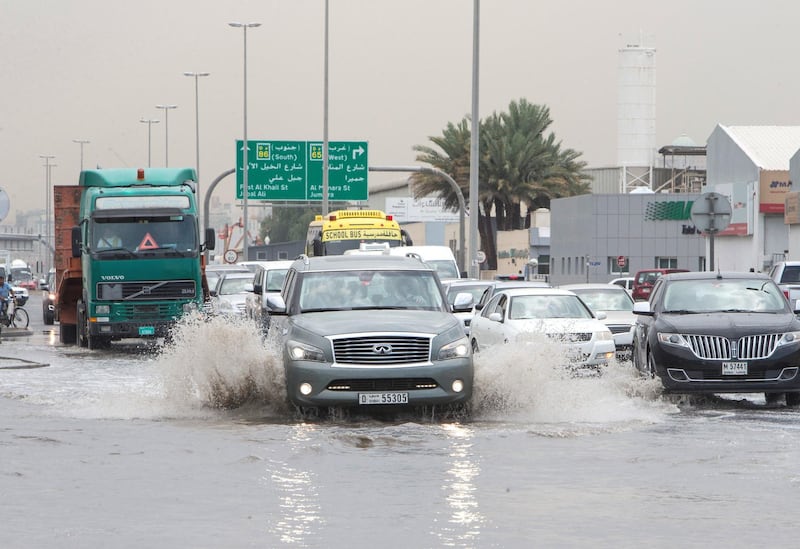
[54,168,215,348]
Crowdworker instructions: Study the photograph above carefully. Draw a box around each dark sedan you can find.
[632,271,800,405]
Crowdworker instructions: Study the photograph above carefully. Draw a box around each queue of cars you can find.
[42,243,800,409]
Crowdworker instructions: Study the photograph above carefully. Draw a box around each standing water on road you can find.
[3,314,799,548]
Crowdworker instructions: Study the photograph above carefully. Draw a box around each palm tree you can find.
[411,99,590,270]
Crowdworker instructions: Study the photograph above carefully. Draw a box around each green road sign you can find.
[236,140,368,201]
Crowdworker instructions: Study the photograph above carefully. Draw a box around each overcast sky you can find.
[1,0,797,223]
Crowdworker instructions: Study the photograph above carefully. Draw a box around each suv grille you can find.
[332,335,431,365]
[97,280,197,301]
[684,333,783,360]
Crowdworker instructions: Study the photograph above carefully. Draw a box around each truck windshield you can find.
[90,215,197,258]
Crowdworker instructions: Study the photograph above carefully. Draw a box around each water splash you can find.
[157,312,289,413]
[470,335,673,427]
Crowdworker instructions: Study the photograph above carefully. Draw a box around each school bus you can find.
[306,209,413,256]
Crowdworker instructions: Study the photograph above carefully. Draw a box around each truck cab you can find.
[55,168,215,348]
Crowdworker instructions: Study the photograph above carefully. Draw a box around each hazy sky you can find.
[1,0,798,224]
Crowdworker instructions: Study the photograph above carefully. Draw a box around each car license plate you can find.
[358,392,409,405]
[138,326,156,336]
[722,362,748,375]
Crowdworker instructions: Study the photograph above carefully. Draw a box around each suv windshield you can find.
[662,278,786,313]
[299,270,444,312]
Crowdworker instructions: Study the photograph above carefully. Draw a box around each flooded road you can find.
[2,298,800,548]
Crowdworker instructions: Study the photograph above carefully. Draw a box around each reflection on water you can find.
[266,423,324,546]
[436,423,483,547]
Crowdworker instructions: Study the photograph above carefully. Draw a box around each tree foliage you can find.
[411,98,590,269]
[260,207,318,243]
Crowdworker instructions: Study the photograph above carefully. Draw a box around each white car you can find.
[210,272,255,317]
[242,260,294,331]
[469,287,615,370]
[441,279,494,335]
[559,283,636,360]
[609,277,634,294]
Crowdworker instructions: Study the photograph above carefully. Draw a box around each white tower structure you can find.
[617,39,656,191]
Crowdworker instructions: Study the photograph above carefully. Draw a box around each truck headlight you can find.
[288,340,326,362]
[95,305,110,315]
[438,337,470,360]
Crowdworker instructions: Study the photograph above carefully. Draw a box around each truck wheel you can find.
[59,324,77,344]
[88,334,110,350]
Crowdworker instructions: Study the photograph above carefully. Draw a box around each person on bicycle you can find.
[0,274,14,319]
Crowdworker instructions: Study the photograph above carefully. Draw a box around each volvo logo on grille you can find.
[372,344,393,355]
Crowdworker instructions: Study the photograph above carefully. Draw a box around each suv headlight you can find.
[438,336,470,360]
[778,331,800,347]
[657,332,690,348]
[287,340,326,362]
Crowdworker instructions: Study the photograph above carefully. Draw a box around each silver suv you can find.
[266,254,473,410]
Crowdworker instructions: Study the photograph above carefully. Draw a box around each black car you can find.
[632,271,800,404]
[42,268,56,325]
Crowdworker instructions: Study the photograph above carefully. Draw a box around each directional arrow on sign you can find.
[352,145,365,159]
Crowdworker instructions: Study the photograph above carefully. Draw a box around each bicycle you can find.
[0,296,30,329]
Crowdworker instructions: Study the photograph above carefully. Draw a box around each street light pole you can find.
[468,0,481,279]
[183,71,210,227]
[72,139,90,171]
[229,21,261,262]
[139,118,160,167]
[39,154,55,275]
[322,0,330,216]
[155,104,177,167]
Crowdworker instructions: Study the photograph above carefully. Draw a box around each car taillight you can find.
[784,289,791,301]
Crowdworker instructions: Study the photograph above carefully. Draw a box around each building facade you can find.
[550,193,706,286]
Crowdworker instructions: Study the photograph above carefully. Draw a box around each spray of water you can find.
[157,312,290,413]
[470,333,673,427]
[153,315,672,426]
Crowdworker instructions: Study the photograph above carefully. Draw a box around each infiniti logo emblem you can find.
[373,344,392,355]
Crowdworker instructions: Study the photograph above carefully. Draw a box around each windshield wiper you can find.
[94,247,136,258]
[138,246,193,257]
[663,309,697,314]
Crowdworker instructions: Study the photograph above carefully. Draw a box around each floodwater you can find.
[2,305,800,548]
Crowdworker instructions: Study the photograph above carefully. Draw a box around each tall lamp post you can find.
[73,139,90,171]
[139,118,160,167]
[229,21,261,262]
[155,104,177,167]
[183,71,210,228]
[39,154,55,274]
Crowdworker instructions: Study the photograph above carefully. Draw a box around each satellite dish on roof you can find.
[0,189,10,223]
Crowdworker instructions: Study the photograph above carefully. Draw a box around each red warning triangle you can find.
[137,232,159,250]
